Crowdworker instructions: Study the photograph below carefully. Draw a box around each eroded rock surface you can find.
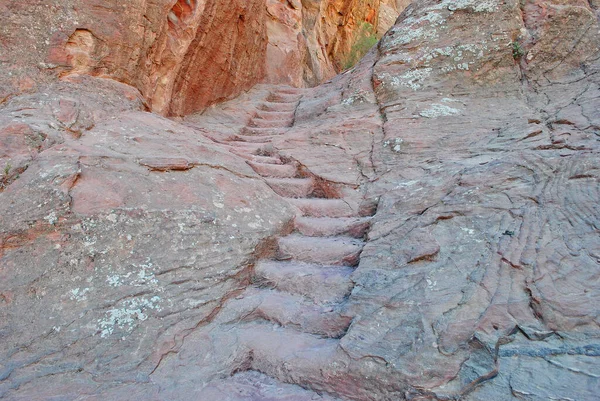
[0,77,294,400]
[1,0,599,400]
[265,0,408,87]
[0,0,269,116]
[0,0,403,117]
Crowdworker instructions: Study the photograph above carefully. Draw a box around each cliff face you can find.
[0,0,402,116]
[265,0,408,87]
[0,0,268,116]
[1,0,599,400]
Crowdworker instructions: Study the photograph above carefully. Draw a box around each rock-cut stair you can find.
[210,88,376,398]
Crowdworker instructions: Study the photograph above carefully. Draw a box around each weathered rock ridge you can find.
[1,0,599,400]
[0,0,404,116]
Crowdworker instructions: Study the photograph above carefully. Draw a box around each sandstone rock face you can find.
[265,0,408,87]
[0,78,294,400]
[0,0,402,117]
[0,0,267,116]
[1,0,599,400]
[269,0,600,398]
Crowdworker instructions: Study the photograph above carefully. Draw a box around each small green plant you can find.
[3,162,11,176]
[512,41,525,60]
[343,22,379,70]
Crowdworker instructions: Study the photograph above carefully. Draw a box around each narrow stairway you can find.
[208,88,377,398]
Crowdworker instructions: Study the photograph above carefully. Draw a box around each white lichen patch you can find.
[97,296,162,338]
[429,0,499,12]
[417,12,445,26]
[461,227,476,235]
[44,211,58,225]
[105,213,118,223]
[383,68,433,91]
[426,277,438,290]
[69,287,90,302]
[106,275,121,287]
[342,90,370,106]
[105,260,159,288]
[387,26,439,47]
[422,43,488,72]
[419,104,461,118]
[383,138,404,152]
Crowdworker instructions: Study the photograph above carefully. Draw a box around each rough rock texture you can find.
[377,0,411,36]
[1,0,600,400]
[0,78,293,400]
[0,0,267,116]
[266,0,600,398]
[0,0,402,117]
[265,0,408,87]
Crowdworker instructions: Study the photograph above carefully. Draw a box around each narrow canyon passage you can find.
[149,86,382,399]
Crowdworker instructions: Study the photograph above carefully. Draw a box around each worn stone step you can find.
[233,288,352,338]
[287,198,357,218]
[249,118,292,129]
[231,151,283,165]
[241,126,287,136]
[201,371,341,401]
[229,134,275,144]
[266,93,301,103]
[254,110,295,121]
[257,102,297,113]
[237,323,340,383]
[294,217,371,238]
[248,162,298,178]
[265,178,314,198]
[228,142,274,157]
[254,260,354,304]
[276,235,364,267]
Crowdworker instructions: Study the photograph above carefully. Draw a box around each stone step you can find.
[266,93,301,103]
[254,110,296,121]
[231,151,283,165]
[234,288,352,338]
[294,217,371,238]
[248,162,298,178]
[201,371,340,401]
[241,126,287,136]
[237,323,340,383]
[265,178,314,198]
[276,235,364,267]
[287,198,357,218]
[229,134,275,144]
[249,118,292,129]
[254,260,354,304]
[227,142,274,156]
[258,101,297,113]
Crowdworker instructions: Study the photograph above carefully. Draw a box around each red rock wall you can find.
[0,0,401,116]
[264,0,408,88]
[0,0,267,116]
[168,0,267,116]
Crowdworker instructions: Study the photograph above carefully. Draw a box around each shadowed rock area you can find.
[1,0,599,400]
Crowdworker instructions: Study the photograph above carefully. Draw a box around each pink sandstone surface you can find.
[0,0,599,400]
